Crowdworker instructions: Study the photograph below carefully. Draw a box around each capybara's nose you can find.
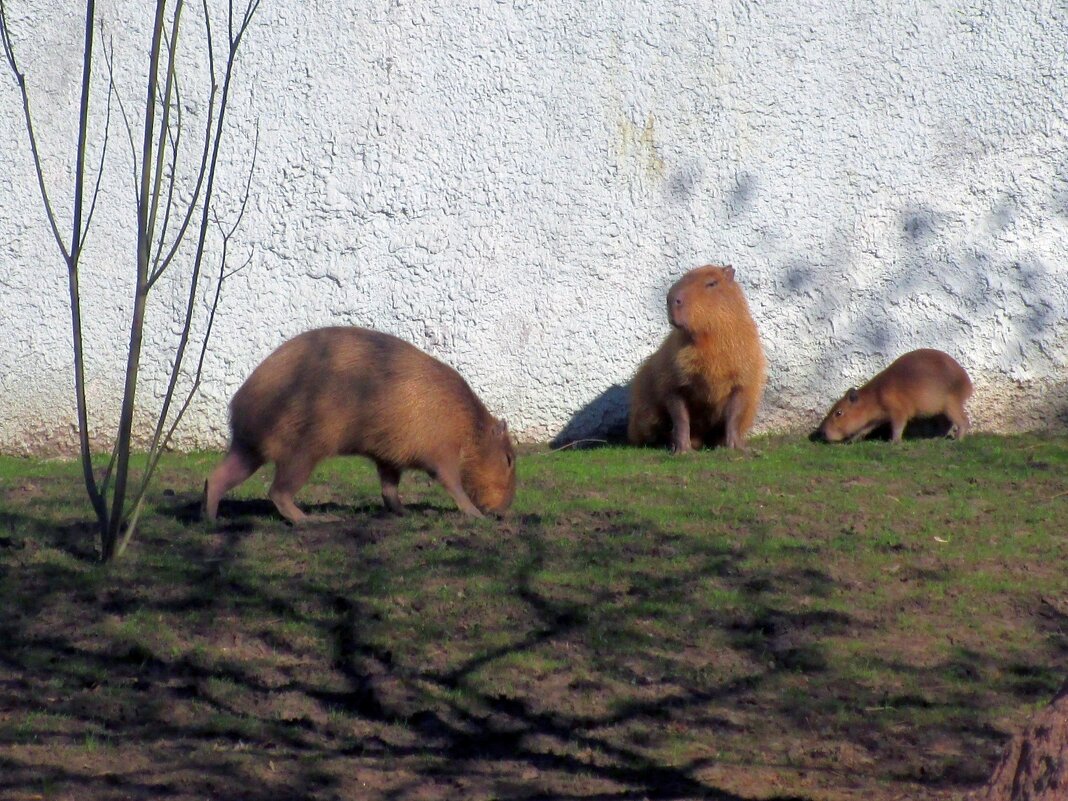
[809,428,827,443]
[668,295,684,326]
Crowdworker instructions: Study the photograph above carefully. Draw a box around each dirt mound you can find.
[967,680,1068,800]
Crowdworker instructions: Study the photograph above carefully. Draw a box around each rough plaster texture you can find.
[1,0,1066,455]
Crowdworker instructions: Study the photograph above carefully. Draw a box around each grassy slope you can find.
[0,434,1066,800]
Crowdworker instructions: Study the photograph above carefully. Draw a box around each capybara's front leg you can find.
[268,456,315,525]
[666,394,693,454]
[723,387,748,451]
[947,404,971,439]
[435,460,484,517]
[376,461,405,515]
[847,420,882,443]
[889,416,908,443]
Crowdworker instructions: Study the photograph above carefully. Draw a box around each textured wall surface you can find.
[1,0,1066,455]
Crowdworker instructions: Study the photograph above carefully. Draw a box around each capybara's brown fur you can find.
[628,264,767,452]
[203,327,516,523]
[815,349,973,443]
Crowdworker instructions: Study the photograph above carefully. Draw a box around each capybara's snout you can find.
[464,421,517,517]
[667,290,685,329]
[809,428,827,443]
[476,491,514,519]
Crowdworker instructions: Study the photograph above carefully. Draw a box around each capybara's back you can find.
[815,348,973,443]
[204,327,516,522]
[628,264,766,452]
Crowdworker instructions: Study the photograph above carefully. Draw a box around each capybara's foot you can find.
[200,480,215,525]
[268,488,308,526]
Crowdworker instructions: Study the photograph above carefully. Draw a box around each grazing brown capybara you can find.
[814,348,973,443]
[628,264,767,453]
[203,326,516,523]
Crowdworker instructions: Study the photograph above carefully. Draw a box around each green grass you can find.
[0,433,1066,800]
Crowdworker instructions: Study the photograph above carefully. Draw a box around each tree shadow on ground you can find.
[0,489,1062,800]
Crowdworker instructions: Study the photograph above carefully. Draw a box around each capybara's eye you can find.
[706,280,718,288]
[834,409,844,417]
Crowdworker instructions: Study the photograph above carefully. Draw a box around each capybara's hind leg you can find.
[268,457,316,525]
[947,403,971,439]
[204,448,263,522]
[376,461,405,515]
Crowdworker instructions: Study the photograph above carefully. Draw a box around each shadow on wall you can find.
[553,386,962,447]
[553,184,1068,444]
[550,384,630,449]
[1052,385,1068,429]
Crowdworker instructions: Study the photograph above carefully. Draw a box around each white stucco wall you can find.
[1,0,1066,455]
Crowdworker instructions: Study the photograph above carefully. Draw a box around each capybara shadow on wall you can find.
[203,327,516,523]
[628,264,767,453]
[813,349,973,444]
[550,384,630,450]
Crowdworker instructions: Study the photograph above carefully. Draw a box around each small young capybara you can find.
[203,326,516,523]
[814,348,973,443]
[628,264,767,452]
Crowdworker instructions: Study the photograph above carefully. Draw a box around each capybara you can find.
[814,349,973,443]
[203,326,516,523]
[628,264,767,452]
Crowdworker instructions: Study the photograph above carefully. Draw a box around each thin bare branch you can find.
[69,0,98,265]
[68,0,111,536]
[223,122,258,238]
[147,89,215,287]
[96,435,122,500]
[104,0,171,559]
[127,237,256,552]
[78,62,114,258]
[223,247,253,279]
[150,49,182,271]
[5,0,260,559]
[129,0,261,537]
[147,0,218,288]
[102,34,142,203]
[237,0,261,45]
[146,1,184,260]
[141,125,258,481]
[1,2,111,532]
[0,0,73,263]
[202,0,216,81]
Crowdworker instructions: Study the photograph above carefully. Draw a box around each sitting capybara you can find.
[628,264,767,452]
[203,326,516,523]
[814,348,973,443]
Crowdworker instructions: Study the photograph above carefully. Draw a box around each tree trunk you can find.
[967,680,1068,801]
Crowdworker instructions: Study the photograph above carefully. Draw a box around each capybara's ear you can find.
[723,264,735,280]
[847,387,859,402]
[494,419,509,437]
